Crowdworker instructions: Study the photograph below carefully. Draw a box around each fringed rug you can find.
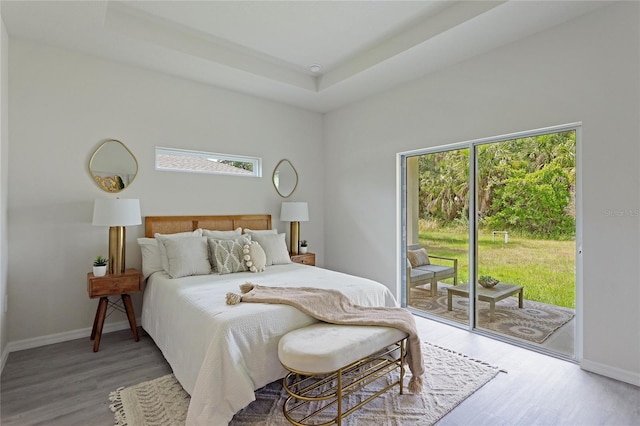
[110,341,502,426]
[409,287,574,343]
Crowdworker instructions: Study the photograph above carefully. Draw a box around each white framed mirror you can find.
[273,159,298,198]
[89,139,138,193]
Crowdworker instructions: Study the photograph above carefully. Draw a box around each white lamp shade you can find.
[280,202,309,222]
[92,198,141,226]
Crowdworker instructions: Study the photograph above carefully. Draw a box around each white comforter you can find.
[141,263,398,425]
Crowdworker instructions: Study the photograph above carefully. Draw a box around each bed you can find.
[140,215,399,425]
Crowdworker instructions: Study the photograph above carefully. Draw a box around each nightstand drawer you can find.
[87,269,142,298]
[290,253,315,266]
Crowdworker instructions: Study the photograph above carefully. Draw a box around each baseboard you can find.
[5,318,140,355]
[581,358,640,387]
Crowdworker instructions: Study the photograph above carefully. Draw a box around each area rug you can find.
[110,341,502,426]
[408,287,574,344]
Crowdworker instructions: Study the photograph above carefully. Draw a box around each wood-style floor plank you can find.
[1,329,172,426]
[1,318,639,425]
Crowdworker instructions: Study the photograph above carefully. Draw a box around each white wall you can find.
[324,2,639,385]
[7,40,324,345]
[0,13,9,368]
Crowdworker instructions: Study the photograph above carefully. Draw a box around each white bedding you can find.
[141,263,398,426]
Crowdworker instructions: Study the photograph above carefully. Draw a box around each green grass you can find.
[419,227,576,308]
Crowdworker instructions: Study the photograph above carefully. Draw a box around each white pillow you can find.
[137,238,162,280]
[249,233,291,266]
[201,227,242,239]
[209,237,251,274]
[243,241,266,273]
[161,236,211,278]
[155,229,203,273]
[243,228,277,235]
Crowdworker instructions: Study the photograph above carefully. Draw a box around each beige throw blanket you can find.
[226,283,425,393]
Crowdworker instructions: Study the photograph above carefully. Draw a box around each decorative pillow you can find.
[161,236,211,278]
[155,230,203,273]
[201,227,242,239]
[243,241,266,273]
[407,247,430,267]
[137,238,163,280]
[209,238,251,274]
[207,235,251,271]
[249,233,291,266]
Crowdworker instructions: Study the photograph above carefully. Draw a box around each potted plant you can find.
[299,240,308,254]
[93,256,108,277]
[478,275,499,288]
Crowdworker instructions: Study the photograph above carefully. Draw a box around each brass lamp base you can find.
[108,226,127,274]
[290,221,300,255]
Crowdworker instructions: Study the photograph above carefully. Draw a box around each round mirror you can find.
[273,159,298,198]
[89,139,138,193]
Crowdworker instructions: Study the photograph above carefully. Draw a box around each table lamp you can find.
[280,202,309,255]
[92,198,141,274]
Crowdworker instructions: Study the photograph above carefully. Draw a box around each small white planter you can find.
[299,246,308,254]
[93,265,107,277]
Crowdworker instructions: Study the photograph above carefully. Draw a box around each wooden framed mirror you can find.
[273,159,298,198]
[89,139,138,193]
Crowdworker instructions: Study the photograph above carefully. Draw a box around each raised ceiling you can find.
[1,1,607,112]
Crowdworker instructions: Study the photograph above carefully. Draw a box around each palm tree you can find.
[419,149,469,222]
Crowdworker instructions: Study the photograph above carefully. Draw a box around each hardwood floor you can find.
[1,317,638,425]
[1,329,172,426]
[415,318,639,426]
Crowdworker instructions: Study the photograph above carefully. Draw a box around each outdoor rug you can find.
[408,287,574,344]
[110,341,502,426]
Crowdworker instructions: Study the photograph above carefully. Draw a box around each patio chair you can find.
[406,243,458,298]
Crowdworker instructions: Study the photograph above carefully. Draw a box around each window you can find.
[155,147,262,177]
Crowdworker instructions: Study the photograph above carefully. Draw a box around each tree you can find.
[418,149,469,222]
[417,130,576,237]
[219,160,253,172]
[483,164,574,237]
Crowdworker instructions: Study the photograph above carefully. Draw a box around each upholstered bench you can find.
[278,322,408,426]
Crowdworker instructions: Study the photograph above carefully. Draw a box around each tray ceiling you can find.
[1,1,608,112]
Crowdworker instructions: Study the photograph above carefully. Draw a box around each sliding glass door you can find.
[401,125,578,359]
[474,132,576,357]
[404,149,470,327]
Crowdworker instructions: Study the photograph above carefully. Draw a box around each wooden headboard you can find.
[145,214,272,237]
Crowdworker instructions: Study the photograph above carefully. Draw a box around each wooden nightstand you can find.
[87,268,142,352]
[290,252,315,266]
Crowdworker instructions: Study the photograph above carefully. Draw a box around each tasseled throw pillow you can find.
[244,241,267,273]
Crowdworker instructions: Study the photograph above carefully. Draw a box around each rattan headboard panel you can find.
[145,215,272,237]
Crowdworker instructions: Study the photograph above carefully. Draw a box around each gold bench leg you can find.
[337,368,342,426]
[281,338,407,425]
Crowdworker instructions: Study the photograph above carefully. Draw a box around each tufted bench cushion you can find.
[279,322,408,373]
[278,322,408,425]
